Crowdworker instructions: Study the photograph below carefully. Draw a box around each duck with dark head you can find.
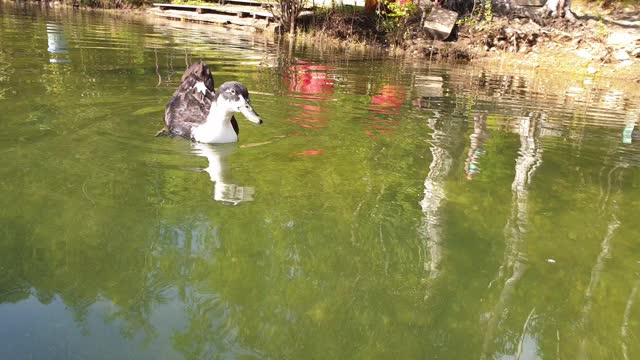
[160,61,263,143]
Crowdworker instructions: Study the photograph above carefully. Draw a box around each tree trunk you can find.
[539,0,576,20]
[365,0,377,14]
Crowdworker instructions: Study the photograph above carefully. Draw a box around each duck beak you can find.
[240,104,263,125]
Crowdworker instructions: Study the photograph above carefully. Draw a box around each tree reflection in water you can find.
[420,111,451,301]
[578,162,625,358]
[481,112,544,359]
[419,102,469,302]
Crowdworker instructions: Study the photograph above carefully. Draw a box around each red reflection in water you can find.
[286,60,335,95]
[285,60,335,130]
[365,84,406,139]
[295,149,325,156]
[371,85,405,113]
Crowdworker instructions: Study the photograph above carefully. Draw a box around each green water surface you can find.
[1,3,640,359]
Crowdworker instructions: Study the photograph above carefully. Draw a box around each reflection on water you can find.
[46,22,70,64]
[2,2,640,359]
[621,276,640,360]
[623,109,638,144]
[365,84,406,139]
[578,163,623,358]
[465,112,488,180]
[192,143,255,205]
[284,60,334,130]
[420,111,452,301]
[482,112,544,359]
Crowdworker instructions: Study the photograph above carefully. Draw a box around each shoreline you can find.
[149,1,640,82]
[6,0,640,82]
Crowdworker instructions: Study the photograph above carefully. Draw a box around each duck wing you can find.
[165,85,213,138]
[164,61,217,139]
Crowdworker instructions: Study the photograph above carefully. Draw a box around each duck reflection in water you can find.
[191,143,255,205]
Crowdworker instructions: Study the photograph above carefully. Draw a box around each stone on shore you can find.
[423,7,458,41]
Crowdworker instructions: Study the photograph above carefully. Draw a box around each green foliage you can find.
[456,0,494,29]
[385,0,417,18]
[376,0,419,45]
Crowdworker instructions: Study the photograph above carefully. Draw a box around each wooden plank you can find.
[148,7,275,30]
[153,1,276,9]
[219,0,274,6]
[153,3,275,18]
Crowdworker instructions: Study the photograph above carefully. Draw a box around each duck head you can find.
[214,81,263,125]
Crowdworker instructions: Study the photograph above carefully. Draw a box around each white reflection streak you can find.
[621,278,639,360]
[46,23,70,64]
[192,143,255,205]
[578,167,622,359]
[481,114,543,359]
[421,115,452,301]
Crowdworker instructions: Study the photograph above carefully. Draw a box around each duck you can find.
[160,61,263,144]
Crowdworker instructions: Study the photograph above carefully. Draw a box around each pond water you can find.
[2,3,640,359]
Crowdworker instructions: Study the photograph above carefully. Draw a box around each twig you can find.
[82,181,95,205]
[154,48,162,87]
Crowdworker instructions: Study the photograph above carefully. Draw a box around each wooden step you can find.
[153,3,275,19]
[148,7,277,31]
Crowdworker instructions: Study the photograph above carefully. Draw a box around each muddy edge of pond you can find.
[14,0,640,85]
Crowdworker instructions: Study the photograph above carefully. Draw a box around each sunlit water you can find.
[1,3,640,359]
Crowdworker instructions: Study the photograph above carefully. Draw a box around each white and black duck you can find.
[161,61,263,144]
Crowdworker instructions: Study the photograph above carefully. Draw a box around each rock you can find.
[614,50,630,61]
[587,66,598,74]
[423,8,458,40]
[632,48,640,58]
[576,49,593,60]
[608,32,635,46]
[617,60,634,68]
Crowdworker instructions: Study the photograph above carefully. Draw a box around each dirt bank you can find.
[307,2,640,80]
[457,3,640,80]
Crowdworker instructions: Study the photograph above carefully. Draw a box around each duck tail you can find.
[181,60,215,92]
